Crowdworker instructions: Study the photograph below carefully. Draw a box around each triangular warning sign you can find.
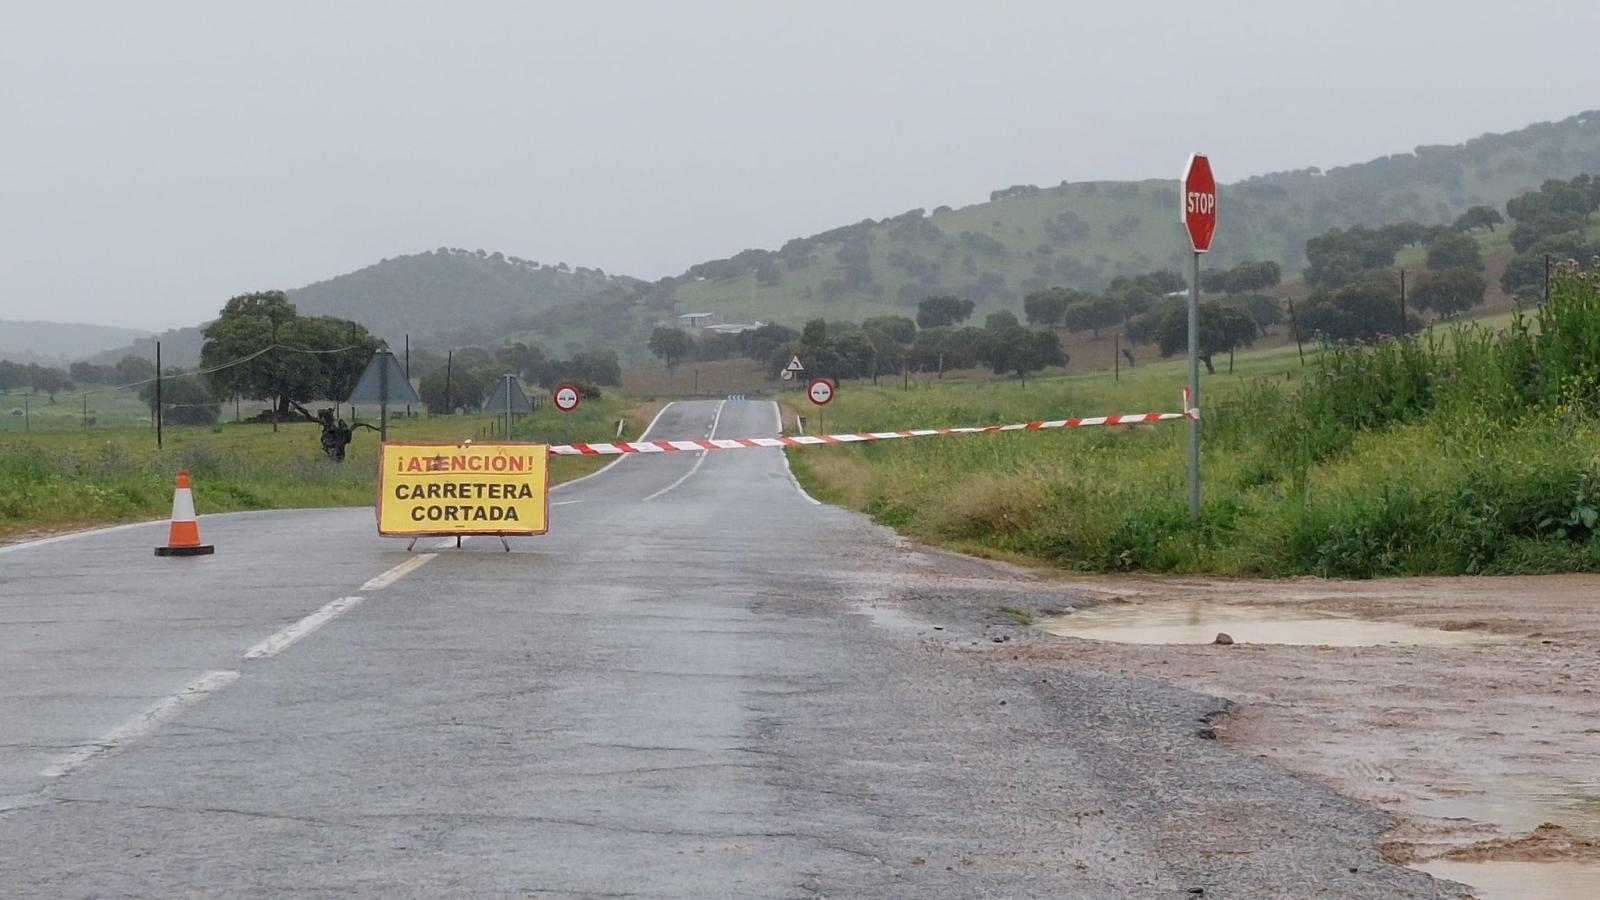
[482,375,533,413]
[785,355,805,372]
[346,350,420,404]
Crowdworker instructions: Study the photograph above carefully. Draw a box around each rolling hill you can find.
[90,248,638,368]
[0,320,152,365]
[654,111,1600,327]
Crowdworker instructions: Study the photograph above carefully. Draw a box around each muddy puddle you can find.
[1406,780,1600,899]
[1036,601,1499,647]
[1414,859,1600,899]
[1416,778,1600,838]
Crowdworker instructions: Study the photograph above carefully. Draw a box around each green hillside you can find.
[288,247,638,342]
[662,110,1600,326]
[0,320,152,365]
[89,248,638,368]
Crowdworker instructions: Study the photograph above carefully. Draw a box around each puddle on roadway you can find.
[1413,859,1600,900]
[1416,779,1600,838]
[1036,601,1498,647]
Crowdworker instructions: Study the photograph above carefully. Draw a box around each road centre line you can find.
[244,596,365,660]
[41,670,240,778]
[551,401,676,492]
[360,553,437,591]
[641,399,726,503]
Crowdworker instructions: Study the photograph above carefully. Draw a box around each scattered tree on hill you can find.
[1411,268,1486,317]
[1155,301,1256,374]
[30,367,74,402]
[114,355,157,385]
[200,291,380,418]
[1237,294,1283,334]
[977,314,1064,385]
[0,360,26,393]
[738,323,800,364]
[69,362,113,384]
[1454,205,1503,233]
[861,315,916,345]
[138,374,219,425]
[1204,260,1282,295]
[1305,225,1413,289]
[916,295,975,328]
[647,326,695,372]
[1425,231,1484,272]
[1298,271,1411,342]
[419,366,492,414]
[1061,295,1121,339]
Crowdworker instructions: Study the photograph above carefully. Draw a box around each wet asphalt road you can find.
[0,399,1457,898]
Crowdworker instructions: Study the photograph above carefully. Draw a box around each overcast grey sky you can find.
[2,1,1597,330]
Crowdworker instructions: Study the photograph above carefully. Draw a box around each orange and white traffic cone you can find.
[154,469,215,557]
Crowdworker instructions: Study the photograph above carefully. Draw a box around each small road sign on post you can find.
[785,355,805,374]
[552,383,582,413]
[807,378,835,406]
[1180,153,1216,522]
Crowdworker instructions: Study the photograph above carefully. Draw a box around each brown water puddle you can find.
[1036,601,1498,647]
[1414,859,1600,899]
[1404,780,1600,899]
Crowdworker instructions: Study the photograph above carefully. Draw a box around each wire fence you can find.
[0,342,384,435]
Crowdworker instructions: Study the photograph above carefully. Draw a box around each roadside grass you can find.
[785,270,1600,577]
[0,397,661,541]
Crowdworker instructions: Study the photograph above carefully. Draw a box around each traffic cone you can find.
[155,469,215,557]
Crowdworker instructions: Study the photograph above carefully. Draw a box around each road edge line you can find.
[773,400,822,506]
[552,401,676,493]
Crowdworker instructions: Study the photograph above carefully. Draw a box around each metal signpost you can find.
[784,355,805,387]
[484,374,533,437]
[807,376,834,433]
[347,349,420,443]
[1181,154,1217,521]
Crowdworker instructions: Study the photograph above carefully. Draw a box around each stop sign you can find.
[1181,154,1217,253]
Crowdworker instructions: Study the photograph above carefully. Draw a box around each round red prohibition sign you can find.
[807,377,835,406]
[552,383,582,412]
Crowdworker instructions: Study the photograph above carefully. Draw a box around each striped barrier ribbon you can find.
[547,408,1198,456]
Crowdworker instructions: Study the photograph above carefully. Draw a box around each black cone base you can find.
[155,545,215,557]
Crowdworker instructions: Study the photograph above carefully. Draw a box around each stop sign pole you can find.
[1181,154,1217,521]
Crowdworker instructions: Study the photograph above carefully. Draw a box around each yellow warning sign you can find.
[377,442,549,536]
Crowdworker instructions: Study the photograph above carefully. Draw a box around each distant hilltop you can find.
[0,320,153,366]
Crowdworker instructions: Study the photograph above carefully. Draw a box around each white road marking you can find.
[0,519,163,554]
[551,500,584,506]
[642,399,725,503]
[360,553,437,591]
[244,596,364,660]
[41,670,240,778]
[772,400,822,505]
[552,401,676,492]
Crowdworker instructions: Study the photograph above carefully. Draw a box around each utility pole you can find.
[1287,298,1305,368]
[444,350,453,414]
[270,320,279,434]
[404,334,411,419]
[1399,269,1407,337]
[82,393,88,430]
[23,393,29,432]
[1114,333,1120,382]
[155,341,163,449]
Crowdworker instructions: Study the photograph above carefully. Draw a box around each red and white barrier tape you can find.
[548,408,1198,456]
